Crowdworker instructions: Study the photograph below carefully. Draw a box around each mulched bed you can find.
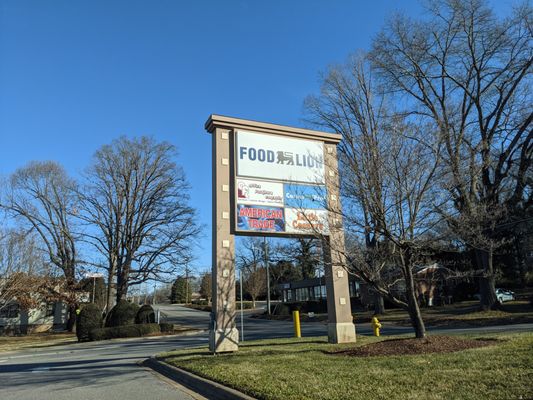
[329,336,498,357]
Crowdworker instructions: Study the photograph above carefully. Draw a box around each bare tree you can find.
[369,0,532,309]
[78,136,200,305]
[0,162,80,330]
[277,238,321,279]
[306,54,443,338]
[0,229,50,312]
[237,237,267,308]
[243,268,267,309]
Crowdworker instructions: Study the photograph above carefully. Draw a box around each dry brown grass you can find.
[0,332,76,353]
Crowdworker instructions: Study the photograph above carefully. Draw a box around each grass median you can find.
[159,332,533,400]
[0,332,76,353]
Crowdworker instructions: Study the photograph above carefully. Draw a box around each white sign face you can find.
[236,130,325,184]
[236,179,284,207]
[284,208,329,235]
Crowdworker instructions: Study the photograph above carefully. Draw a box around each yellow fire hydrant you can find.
[371,316,382,337]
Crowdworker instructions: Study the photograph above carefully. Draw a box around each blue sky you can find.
[0,0,517,274]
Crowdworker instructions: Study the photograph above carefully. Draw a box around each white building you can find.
[0,301,69,335]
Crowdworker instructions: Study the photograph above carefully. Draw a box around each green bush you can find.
[105,300,140,327]
[236,301,254,310]
[135,304,155,324]
[159,322,174,333]
[89,323,161,341]
[76,303,103,342]
[271,303,291,316]
[271,301,328,316]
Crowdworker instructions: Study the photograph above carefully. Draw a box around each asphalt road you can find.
[157,303,533,339]
[0,333,208,400]
[1,304,532,400]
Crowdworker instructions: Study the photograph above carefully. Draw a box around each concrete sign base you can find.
[328,322,357,344]
[209,328,239,353]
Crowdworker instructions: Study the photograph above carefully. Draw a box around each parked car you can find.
[496,288,515,302]
[473,288,515,303]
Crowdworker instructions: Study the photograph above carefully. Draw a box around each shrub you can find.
[89,323,161,341]
[135,304,155,324]
[271,301,328,316]
[76,303,103,342]
[452,281,478,301]
[271,303,291,316]
[236,301,254,310]
[105,300,140,327]
[159,322,174,333]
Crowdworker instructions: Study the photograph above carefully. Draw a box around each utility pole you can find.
[185,265,190,304]
[239,267,244,342]
[264,237,271,315]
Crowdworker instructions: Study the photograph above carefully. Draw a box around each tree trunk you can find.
[116,259,132,303]
[116,272,128,303]
[374,292,385,315]
[476,248,499,310]
[404,264,426,339]
[105,261,116,312]
[66,303,77,332]
[105,272,114,312]
[105,282,113,312]
[406,299,426,339]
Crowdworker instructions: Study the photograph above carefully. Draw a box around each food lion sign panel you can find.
[236,130,325,184]
[235,130,329,236]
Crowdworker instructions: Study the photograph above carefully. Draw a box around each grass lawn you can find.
[159,332,533,400]
[354,300,533,327]
[0,332,76,353]
[257,299,533,328]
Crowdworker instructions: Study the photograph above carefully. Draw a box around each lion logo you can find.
[276,151,294,165]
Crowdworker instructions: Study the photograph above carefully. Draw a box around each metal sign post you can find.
[264,237,271,315]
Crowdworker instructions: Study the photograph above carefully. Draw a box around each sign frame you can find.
[205,114,356,354]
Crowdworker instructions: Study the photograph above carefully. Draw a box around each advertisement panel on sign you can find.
[236,130,325,184]
[285,208,329,235]
[237,179,284,207]
[237,204,285,232]
[284,184,326,209]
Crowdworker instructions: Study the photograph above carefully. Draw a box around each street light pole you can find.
[264,237,271,315]
[239,267,244,342]
[92,276,96,303]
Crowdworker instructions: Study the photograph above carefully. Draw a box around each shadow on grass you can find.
[159,340,331,362]
[241,339,327,348]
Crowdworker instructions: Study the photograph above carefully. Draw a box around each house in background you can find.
[0,301,68,335]
[276,276,360,304]
[275,263,462,310]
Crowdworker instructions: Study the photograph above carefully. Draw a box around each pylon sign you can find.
[235,130,329,236]
[205,115,356,353]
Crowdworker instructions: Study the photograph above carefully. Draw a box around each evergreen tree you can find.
[199,273,212,303]
[170,277,191,304]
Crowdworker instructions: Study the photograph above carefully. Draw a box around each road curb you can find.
[95,328,208,344]
[142,356,256,400]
